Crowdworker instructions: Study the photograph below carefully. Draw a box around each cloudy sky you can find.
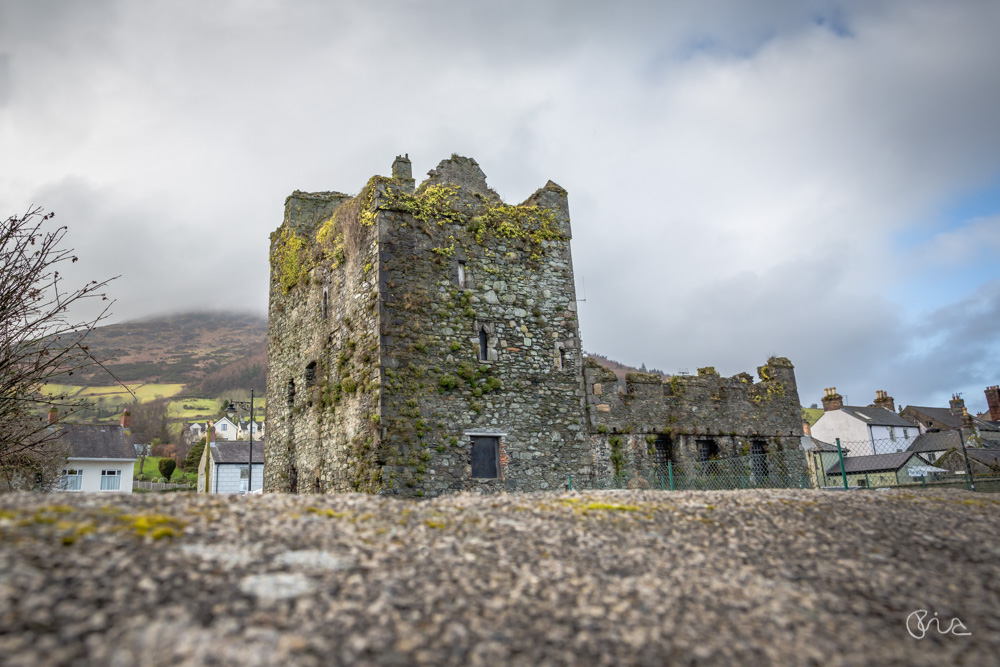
[2,0,999,413]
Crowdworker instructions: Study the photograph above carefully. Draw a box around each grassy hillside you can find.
[66,311,267,387]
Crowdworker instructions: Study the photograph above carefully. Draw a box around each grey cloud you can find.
[2,0,999,410]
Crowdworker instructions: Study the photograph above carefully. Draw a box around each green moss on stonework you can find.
[273,227,307,293]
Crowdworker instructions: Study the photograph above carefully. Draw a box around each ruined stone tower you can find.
[267,155,805,497]
[265,155,587,496]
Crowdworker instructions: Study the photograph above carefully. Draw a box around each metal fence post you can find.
[668,460,674,491]
[836,438,849,490]
[865,473,870,489]
[957,426,976,492]
[921,474,926,488]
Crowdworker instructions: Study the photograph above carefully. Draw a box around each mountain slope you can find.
[69,311,267,389]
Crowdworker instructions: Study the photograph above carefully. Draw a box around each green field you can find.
[168,397,224,419]
[801,407,824,426]
[42,383,186,402]
[134,456,197,484]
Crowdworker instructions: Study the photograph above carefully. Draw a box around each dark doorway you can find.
[653,435,673,471]
[751,441,768,479]
[471,436,500,478]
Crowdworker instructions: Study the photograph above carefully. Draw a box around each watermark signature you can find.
[906,610,971,639]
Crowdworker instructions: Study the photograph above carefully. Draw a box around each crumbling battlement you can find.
[584,357,803,479]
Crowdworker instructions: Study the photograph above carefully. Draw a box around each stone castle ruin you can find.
[265,155,803,496]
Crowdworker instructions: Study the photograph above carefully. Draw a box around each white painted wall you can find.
[59,458,135,493]
[810,411,871,454]
[214,418,237,440]
[868,425,916,454]
[211,463,263,494]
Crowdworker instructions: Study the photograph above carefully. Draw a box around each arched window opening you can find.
[305,361,317,388]
[478,327,488,361]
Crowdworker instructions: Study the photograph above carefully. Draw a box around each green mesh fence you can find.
[584,449,811,491]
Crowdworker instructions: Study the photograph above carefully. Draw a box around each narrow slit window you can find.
[287,379,296,407]
[479,327,488,361]
[457,261,466,288]
[321,288,329,321]
[559,346,568,370]
[305,361,317,388]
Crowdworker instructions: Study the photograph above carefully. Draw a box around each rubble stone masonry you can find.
[266,155,803,496]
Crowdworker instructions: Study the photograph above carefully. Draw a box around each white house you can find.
[55,423,136,493]
[198,440,264,494]
[236,419,264,441]
[811,406,917,456]
[212,416,238,441]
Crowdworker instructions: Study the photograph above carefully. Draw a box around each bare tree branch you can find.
[1,206,120,491]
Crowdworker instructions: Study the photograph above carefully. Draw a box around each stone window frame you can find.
[474,320,498,362]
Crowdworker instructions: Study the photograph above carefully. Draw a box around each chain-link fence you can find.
[817,436,1000,493]
[582,449,811,491]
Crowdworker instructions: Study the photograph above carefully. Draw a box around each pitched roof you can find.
[800,436,840,452]
[839,406,914,428]
[904,406,1000,432]
[826,451,923,475]
[907,430,962,454]
[56,424,136,460]
[210,440,264,465]
[966,449,1000,467]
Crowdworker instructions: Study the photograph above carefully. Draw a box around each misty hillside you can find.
[64,311,668,398]
[68,312,267,392]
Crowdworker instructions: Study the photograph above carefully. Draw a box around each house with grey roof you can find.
[905,429,968,463]
[198,439,264,494]
[933,448,1000,477]
[900,394,1000,446]
[54,420,136,493]
[810,394,918,457]
[825,451,940,487]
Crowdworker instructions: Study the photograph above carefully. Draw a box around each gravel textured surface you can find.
[1,488,998,666]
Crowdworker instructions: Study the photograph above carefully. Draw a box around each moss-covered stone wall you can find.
[584,357,804,479]
[265,186,383,494]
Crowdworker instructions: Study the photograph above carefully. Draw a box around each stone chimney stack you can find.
[822,387,843,412]
[392,154,415,194]
[47,407,58,424]
[961,406,976,430]
[873,390,895,412]
[949,394,965,418]
[985,385,1000,421]
[120,410,131,430]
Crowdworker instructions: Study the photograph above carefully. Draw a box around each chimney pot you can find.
[47,407,58,424]
[120,410,131,429]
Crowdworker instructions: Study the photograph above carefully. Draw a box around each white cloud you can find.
[1,0,999,411]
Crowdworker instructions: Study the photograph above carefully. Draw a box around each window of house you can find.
[751,441,768,478]
[100,470,121,491]
[220,423,227,431]
[903,428,908,439]
[478,327,489,362]
[457,261,467,288]
[61,469,82,491]
[889,427,896,441]
[471,436,500,479]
